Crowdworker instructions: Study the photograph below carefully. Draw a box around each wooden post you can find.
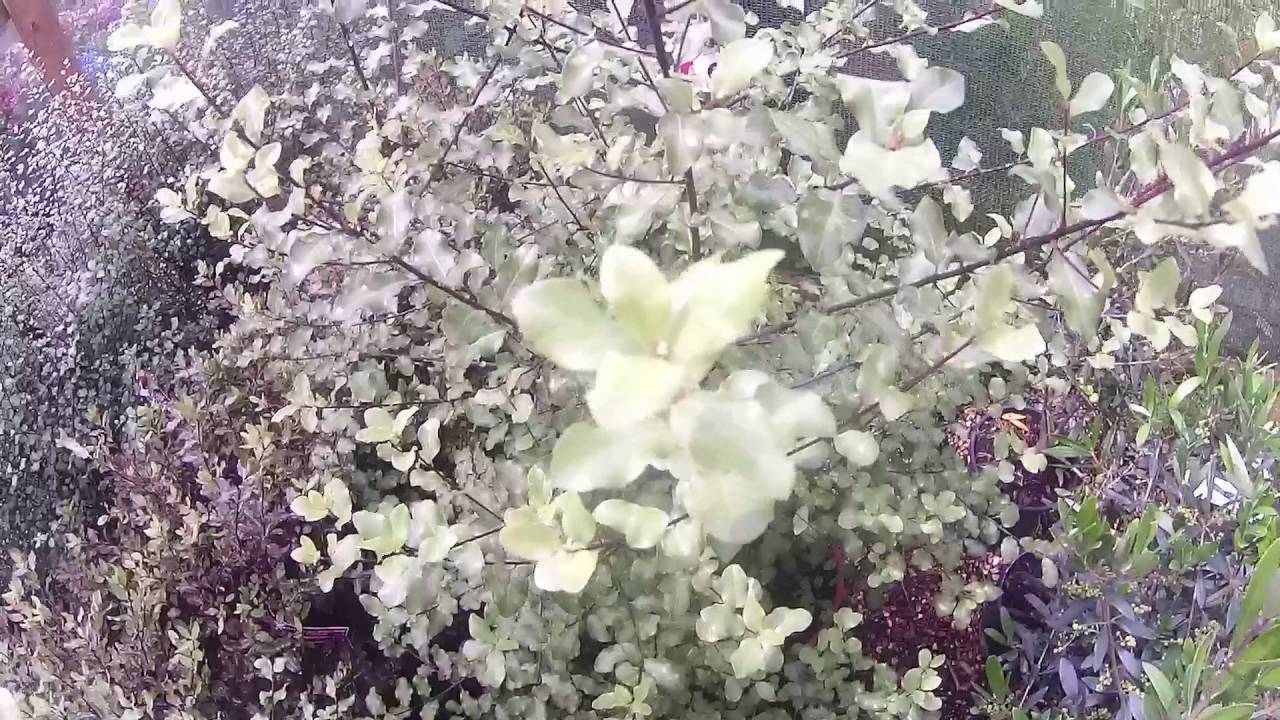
[3,0,81,95]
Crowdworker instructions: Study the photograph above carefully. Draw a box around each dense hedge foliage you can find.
[5,1,1280,719]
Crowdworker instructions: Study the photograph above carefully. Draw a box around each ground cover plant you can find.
[5,0,1280,719]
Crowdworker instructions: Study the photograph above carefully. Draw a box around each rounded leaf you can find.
[600,245,672,348]
[512,279,633,371]
[588,354,686,430]
[592,499,671,549]
[499,507,563,561]
[534,549,599,593]
[711,38,774,99]
[834,430,879,467]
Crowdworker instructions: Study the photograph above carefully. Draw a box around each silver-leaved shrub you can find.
[6,0,1280,718]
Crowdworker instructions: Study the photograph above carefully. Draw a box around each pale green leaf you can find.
[374,555,414,607]
[834,430,879,467]
[417,418,442,463]
[534,549,599,593]
[588,353,686,430]
[766,607,812,637]
[600,245,672,349]
[840,133,944,196]
[671,394,795,543]
[512,279,634,371]
[1189,284,1222,322]
[323,478,352,528]
[291,491,328,522]
[1021,451,1047,473]
[592,499,671,549]
[1069,72,1114,116]
[1135,257,1180,314]
[1222,435,1255,498]
[659,112,703,175]
[1170,377,1203,409]
[1127,311,1171,351]
[291,536,321,565]
[1160,143,1217,217]
[231,85,270,144]
[557,42,602,103]
[770,110,840,166]
[974,265,1015,330]
[555,492,597,546]
[669,250,784,371]
[711,38,774,99]
[909,67,965,113]
[1142,662,1176,714]
[1257,13,1280,52]
[696,604,743,642]
[354,504,411,557]
[995,0,1044,18]
[729,636,768,678]
[550,420,670,491]
[500,506,564,561]
[978,324,1046,363]
[797,190,866,273]
[701,0,746,43]
[1039,41,1071,100]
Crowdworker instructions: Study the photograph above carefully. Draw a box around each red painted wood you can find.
[4,0,81,94]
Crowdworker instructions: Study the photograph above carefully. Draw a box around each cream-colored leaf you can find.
[592,500,671,549]
[291,536,321,565]
[669,250,784,370]
[512,279,634,371]
[499,506,563,561]
[978,324,1046,363]
[588,353,686,430]
[834,430,879,467]
[1160,143,1217,217]
[549,420,670,492]
[534,549,599,593]
[232,85,270,144]
[1069,72,1114,116]
[599,245,672,349]
[711,38,774,99]
[1039,41,1071,100]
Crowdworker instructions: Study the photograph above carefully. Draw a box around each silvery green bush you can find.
[7,0,1280,718]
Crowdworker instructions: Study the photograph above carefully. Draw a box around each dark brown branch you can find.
[168,52,228,116]
[835,6,1002,60]
[388,256,518,330]
[425,0,653,55]
[525,7,655,56]
[788,338,976,456]
[535,161,591,239]
[583,165,685,184]
[428,52,504,186]
[827,51,1267,193]
[748,123,1280,343]
[640,0,703,257]
[337,23,372,93]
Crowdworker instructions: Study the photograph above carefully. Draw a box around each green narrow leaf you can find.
[1234,538,1280,649]
[985,656,1009,701]
[1170,376,1203,409]
[1142,662,1176,715]
[1184,630,1214,709]
[1200,704,1257,720]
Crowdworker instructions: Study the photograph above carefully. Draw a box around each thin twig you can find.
[583,165,684,184]
[835,6,1002,60]
[788,338,975,456]
[535,161,591,238]
[640,0,703,258]
[745,123,1280,343]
